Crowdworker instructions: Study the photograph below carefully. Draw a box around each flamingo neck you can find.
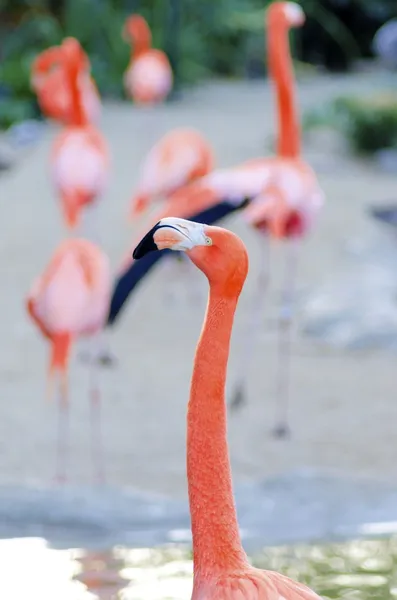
[268,21,300,158]
[187,287,248,578]
[67,57,86,127]
[131,28,151,58]
[132,43,149,59]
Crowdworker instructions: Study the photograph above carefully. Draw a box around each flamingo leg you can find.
[229,233,270,410]
[55,377,69,484]
[95,329,116,367]
[89,335,106,485]
[272,236,300,439]
[78,330,115,367]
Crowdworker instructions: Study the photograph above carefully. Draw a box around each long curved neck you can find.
[268,20,300,158]
[66,54,86,127]
[187,286,248,577]
[131,25,151,58]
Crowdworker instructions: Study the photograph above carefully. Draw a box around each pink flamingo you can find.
[122,14,173,105]
[133,216,321,600]
[50,38,109,231]
[229,2,325,438]
[26,238,111,483]
[31,41,101,125]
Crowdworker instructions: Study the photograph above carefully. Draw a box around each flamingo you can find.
[31,42,101,125]
[226,2,324,437]
[50,37,109,231]
[122,14,173,105]
[26,238,111,483]
[132,216,321,600]
[129,127,215,220]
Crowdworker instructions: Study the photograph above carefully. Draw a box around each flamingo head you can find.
[133,217,212,259]
[61,37,89,73]
[122,14,151,51]
[133,218,248,296]
[267,2,305,28]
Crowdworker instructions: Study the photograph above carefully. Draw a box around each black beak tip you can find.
[132,222,160,260]
[132,246,142,260]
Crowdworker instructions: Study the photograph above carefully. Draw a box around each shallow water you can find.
[2,536,397,599]
[3,470,397,551]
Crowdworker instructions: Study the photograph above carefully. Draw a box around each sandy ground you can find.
[2,70,397,499]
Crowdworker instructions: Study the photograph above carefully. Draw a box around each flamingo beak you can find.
[133,218,212,260]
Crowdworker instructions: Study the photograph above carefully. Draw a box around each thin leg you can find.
[229,234,270,411]
[272,237,300,439]
[89,335,106,485]
[78,330,115,367]
[94,329,116,367]
[55,377,69,484]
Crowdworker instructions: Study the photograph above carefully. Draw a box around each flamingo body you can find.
[240,158,323,238]
[27,239,111,346]
[124,49,173,104]
[51,126,109,228]
[123,14,173,104]
[130,127,214,218]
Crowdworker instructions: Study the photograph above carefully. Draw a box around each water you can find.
[2,536,397,599]
[0,470,397,597]
[2,470,397,550]
[1,469,397,597]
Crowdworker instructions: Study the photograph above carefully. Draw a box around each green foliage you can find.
[0,0,394,130]
[303,93,397,155]
[0,98,37,129]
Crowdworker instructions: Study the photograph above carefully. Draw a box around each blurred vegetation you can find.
[0,0,396,128]
[304,93,397,155]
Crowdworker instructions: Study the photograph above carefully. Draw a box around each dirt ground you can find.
[2,70,397,498]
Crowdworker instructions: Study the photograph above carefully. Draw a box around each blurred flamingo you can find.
[50,38,109,231]
[129,127,215,220]
[31,42,101,125]
[26,238,111,483]
[122,14,173,105]
[225,2,325,437]
[133,217,321,600]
